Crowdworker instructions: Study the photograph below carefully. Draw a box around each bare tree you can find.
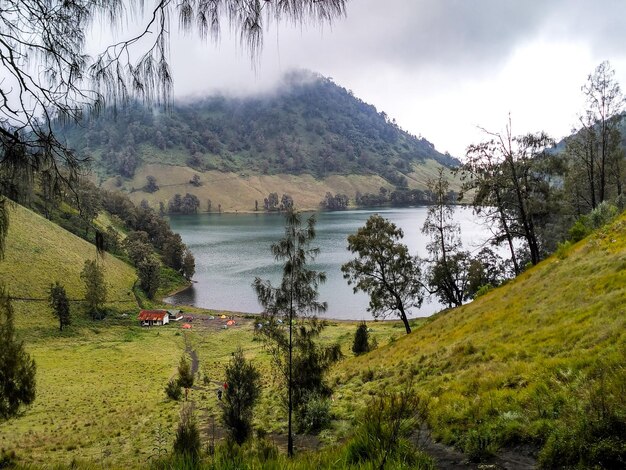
[462,117,554,267]
[574,61,625,205]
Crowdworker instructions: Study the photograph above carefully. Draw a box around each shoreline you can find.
[162,287,425,324]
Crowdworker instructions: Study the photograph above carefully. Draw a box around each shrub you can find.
[589,201,618,229]
[222,347,261,445]
[462,426,497,462]
[537,363,626,468]
[352,321,370,355]
[345,389,432,468]
[173,404,201,461]
[165,378,182,401]
[296,392,331,434]
[177,355,194,390]
[361,368,375,383]
[555,240,572,260]
[473,284,494,299]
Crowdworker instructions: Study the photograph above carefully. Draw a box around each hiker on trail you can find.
[217,389,222,401]
[223,382,228,391]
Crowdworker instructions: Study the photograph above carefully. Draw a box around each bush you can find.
[345,389,432,468]
[165,378,182,401]
[296,392,331,434]
[222,347,261,445]
[589,201,618,228]
[177,355,194,390]
[473,284,494,299]
[462,426,497,462]
[537,357,626,468]
[554,240,572,260]
[352,321,370,355]
[173,404,201,461]
[569,202,619,242]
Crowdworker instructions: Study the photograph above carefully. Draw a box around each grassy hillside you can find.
[101,159,453,212]
[331,211,626,464]
[0,203,137,303]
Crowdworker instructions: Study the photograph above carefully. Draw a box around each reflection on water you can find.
[164,207,493,320]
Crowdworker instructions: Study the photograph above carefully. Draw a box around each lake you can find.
[164,207,493,320]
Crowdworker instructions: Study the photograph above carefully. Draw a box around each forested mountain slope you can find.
[57,71,459,211]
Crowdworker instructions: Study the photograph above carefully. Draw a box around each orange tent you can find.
[181,323,192,329]
[226,320,236,326]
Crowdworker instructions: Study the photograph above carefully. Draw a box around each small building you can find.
[138,310,169,327]
[167,309,184,321]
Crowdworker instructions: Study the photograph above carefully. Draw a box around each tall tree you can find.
[580,61,625,202]
[342,215,423,334]
[48,282,71,331]
[422,168,466,307]
[0,198,8,260]
[138,256,161,300]
[253,209,327,457]
[80,259,107,319]
[0,286,36,421]
[567,61,625,211]
[182,250,196,281]
[463,118,555,267]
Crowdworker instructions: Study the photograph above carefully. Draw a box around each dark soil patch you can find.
[416,429,537,469]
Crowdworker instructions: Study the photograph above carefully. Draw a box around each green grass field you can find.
[0,203,624,468]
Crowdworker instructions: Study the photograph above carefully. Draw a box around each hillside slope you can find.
[101,159,451,212]
[0,203,137,304]
[333,211,626,464]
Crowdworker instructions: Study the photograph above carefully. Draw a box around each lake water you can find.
[164,207,493,320]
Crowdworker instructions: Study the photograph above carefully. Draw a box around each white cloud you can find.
[91,0,626,158]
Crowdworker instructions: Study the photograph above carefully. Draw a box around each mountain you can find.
[58,71,460,211]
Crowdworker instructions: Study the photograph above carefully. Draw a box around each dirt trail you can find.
[183,333,199,375]
[416,429,537,469]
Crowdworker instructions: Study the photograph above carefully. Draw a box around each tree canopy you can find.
[342,214,423,334]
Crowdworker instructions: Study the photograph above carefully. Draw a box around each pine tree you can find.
[352,321,370,355]
[48,282,71,331]
[80,259,107,319]
[253,209,328,456]
[173,403,200,461]
[0,286,36,421]
[222,347,261,444]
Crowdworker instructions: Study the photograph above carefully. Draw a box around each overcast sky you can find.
[160,0,626,159]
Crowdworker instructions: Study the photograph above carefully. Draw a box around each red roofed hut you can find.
[138,310,169,327]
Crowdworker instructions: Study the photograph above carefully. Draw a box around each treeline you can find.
[167,193,201,214]
[259,192,294,212]
[320,187,457,210]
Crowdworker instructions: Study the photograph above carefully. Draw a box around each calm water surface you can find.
[165,207,492,320]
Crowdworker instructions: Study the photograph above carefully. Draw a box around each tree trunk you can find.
[287,276,294,457]
[398,305,411,334]
[495,187,519,275]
